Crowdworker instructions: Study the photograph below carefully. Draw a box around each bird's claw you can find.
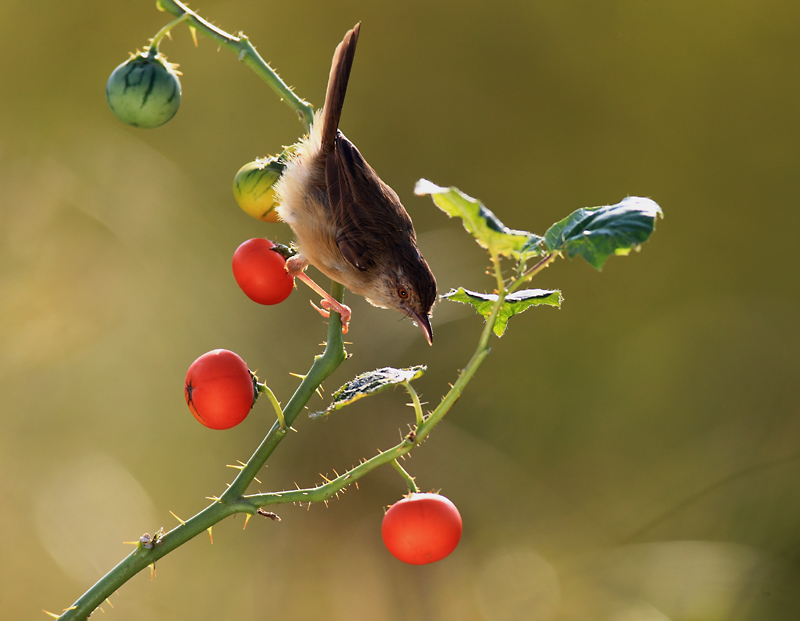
[309,300,351,334]
[309,300,329,318]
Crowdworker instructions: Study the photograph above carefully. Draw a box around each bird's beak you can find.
[412,311,434,346]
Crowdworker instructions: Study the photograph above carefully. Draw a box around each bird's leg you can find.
[286,255,351,334]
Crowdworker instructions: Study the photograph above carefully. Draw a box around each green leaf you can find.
[442,287,562,337]
[415,179,544,260]
[311,366,426,418]
[544,197,662,269]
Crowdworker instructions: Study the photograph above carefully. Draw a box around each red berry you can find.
[232,238,294,305]
[184,349,256,429]
[381,493,462,565]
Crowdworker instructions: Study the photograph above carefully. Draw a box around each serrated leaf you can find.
[415,179,544,260]
[310,366,426,418]
[442,287,562,337]
[544,197,662,270]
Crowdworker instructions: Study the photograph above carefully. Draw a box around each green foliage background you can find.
[2,1,799,619]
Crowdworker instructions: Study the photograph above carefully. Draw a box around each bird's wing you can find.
[326,130,414,272]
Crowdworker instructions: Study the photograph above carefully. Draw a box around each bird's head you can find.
[365,248,437,345]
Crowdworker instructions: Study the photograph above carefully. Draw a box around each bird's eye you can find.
[398,287,409,299]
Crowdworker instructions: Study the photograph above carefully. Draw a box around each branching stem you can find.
[58,287,347,620]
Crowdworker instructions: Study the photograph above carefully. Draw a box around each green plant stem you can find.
[403,380,424,426]
[508,253,556,294]
[58,285,347,621]
[156,0,315,129]
[149,12,190,51]
[391,459,420,493]
[257,382,286,430]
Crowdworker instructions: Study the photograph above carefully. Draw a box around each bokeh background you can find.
[2,1,799,619]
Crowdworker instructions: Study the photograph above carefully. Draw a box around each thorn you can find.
[43,612,60,619]
[294,482,301,490]
[254,475,262,484]
[243,514,252,530]
[226,464,245,470]
[319,473,331,483]
[306,502,311,511]
[99,606,105,613]
[106,598,114,608]
[332,469,340,477]
[206,496,221,503]
[324,500,329,507]
[207,527,214,544]
[289,426,299,433]
[189,25,198,47]
[289,372,307,379]
[169,510,186,525]
[355,481,359,490]
[149,564,156,581]
[237,460,247,466]
[123,540,139,546]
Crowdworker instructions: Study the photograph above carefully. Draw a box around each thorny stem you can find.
[239,253,508,513]
[57,288,347,621]
[156,0,315,130]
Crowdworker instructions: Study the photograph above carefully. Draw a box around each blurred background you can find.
[2,1,799,619]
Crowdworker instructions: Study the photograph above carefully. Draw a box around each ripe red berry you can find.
[381,493,463,564]
[184,349,256,429]
[232,238,294,305]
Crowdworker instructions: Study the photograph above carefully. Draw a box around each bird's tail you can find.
[320,23,360,151]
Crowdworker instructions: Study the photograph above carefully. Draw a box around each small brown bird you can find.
[276,23,437,344]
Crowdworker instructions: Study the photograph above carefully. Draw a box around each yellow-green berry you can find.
[233,157,286,223]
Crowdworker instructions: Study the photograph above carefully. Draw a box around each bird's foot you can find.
[309,299,351,334]
[295,270,351,334]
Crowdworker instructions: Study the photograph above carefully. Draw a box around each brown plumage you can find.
[276,23,437,344]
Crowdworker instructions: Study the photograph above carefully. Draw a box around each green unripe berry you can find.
[233,157,286,223]
[106,51,181,129]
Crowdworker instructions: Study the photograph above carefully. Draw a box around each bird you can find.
[275,23,437,345]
